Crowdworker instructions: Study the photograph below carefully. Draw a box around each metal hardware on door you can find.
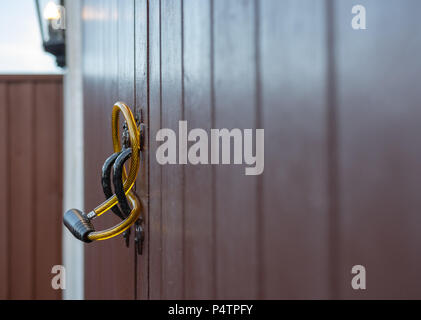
[63,102,144,244]
[135,220,144,255]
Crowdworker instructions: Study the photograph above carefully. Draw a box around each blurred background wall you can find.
[0,0,67,300]
[0,74,63,299]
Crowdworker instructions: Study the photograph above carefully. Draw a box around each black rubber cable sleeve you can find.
[113,148,133,218]
[101,151,125,220]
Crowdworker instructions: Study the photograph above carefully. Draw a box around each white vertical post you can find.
[62,0,84,300]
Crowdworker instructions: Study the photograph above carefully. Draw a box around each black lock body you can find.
[63,209,94,243]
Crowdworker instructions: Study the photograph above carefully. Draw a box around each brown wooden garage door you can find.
[82,0,421,299]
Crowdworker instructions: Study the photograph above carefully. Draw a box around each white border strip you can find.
[62,0,84,300]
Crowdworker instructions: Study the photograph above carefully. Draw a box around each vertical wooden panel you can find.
[183,0,214,299]
[83,0,136,299]
[115,0,136,299]
[83,0,102,299]
[83,0,105,299]
[34,82,62,299]
[259,0,330,298]
[148,0,163,300]
[335,0,421,299]
[135,0,149,300]
[160,0,184,299]
[0,83,8,299]
[213,0,258,299]
[9,82,35,299]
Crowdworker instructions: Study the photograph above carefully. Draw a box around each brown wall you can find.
[82,0,421,299]
[0,75,63,300]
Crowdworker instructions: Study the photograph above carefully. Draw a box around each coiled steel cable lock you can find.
[63,102,144,251]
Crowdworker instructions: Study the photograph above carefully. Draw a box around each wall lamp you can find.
[35,0,66,68]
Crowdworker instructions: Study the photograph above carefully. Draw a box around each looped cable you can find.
[101,150,131,246]
[101,151,126,220]
[90,102,140,218]
[63,102,142,243]
[87,148,141,241]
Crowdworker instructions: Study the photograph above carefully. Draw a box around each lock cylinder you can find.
[63,209,95,242]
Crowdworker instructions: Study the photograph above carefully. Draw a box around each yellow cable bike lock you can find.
[63,102,143,243]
